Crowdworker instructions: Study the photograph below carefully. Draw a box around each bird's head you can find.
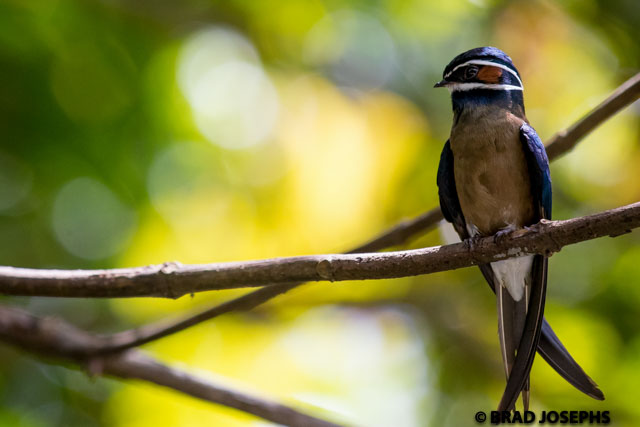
[435,47,525,115]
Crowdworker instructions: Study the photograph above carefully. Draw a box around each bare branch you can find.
[545,72,640,160]
[93,209,446,354]
[1,202,638,299]
[345,208,444,254]
[0,305,344,427]
[97,282,303,353]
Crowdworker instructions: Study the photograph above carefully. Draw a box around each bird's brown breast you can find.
[450,109,535,235]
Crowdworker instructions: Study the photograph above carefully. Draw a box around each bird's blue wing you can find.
[520,123,552,220]
[511,124,602,401]
[437,140,469,239]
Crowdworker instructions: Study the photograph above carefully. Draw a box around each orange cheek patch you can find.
[477,66,503,83]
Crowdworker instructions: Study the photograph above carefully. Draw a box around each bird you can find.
[434,47,604,410]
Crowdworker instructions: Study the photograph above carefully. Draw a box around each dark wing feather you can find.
[437,140,468,239]
[518,124,603,400]
[520,123,552,220]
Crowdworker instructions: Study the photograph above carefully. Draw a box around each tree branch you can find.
[0,305,343,427]
[1,202,638,298]
[92,209,446,354]
[545,72,640,160]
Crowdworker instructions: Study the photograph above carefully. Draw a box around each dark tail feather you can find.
[497,283,528,410]
[498,255,547,411]
[538,320,605,400]
[497,285,517,381]
[479,263,603,401]
[523,378,530,411]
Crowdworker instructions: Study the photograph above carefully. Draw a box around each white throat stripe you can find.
[447,82,524,93]
[444,59,524,90]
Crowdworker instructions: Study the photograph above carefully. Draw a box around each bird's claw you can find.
[493,226,533,244]
[493,228,513,245]
[464,235,483,252]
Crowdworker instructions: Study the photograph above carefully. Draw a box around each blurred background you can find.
[0,0,639,425]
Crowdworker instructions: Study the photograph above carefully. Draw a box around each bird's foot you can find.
[464,235,483,252]
[493,225,532,244]
[493,228,514,245]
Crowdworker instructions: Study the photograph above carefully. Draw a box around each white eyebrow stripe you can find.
[444,59,524,89]
[447,82,524,93]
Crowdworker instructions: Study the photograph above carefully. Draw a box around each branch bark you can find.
[1,202,638,298]
[0,305,343,427]
[93,209,445,354]
[545,72,640,160]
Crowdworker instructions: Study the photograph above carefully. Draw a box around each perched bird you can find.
[434,47,604,410]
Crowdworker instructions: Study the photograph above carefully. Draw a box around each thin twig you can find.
[0,305,344,427]
[545,72,640,160]
[98,282,303,353]
[1,202,638,299]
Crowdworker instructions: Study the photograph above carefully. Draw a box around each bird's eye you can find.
[464,66,479,80]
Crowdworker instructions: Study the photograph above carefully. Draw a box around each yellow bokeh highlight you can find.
[532,304,620,404]
[275,74,426,252]
[495,1,639,206]
[116,71,427,321]
[106,307,429,427]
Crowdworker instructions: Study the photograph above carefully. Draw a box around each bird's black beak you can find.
[434,80,448,88]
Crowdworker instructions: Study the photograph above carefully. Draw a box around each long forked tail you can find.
[479,264,603,401]
[498,255,547,411]
[538,320,604,400]
[497,281,529,410]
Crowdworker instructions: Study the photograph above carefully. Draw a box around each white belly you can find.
[490,256,534,301]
